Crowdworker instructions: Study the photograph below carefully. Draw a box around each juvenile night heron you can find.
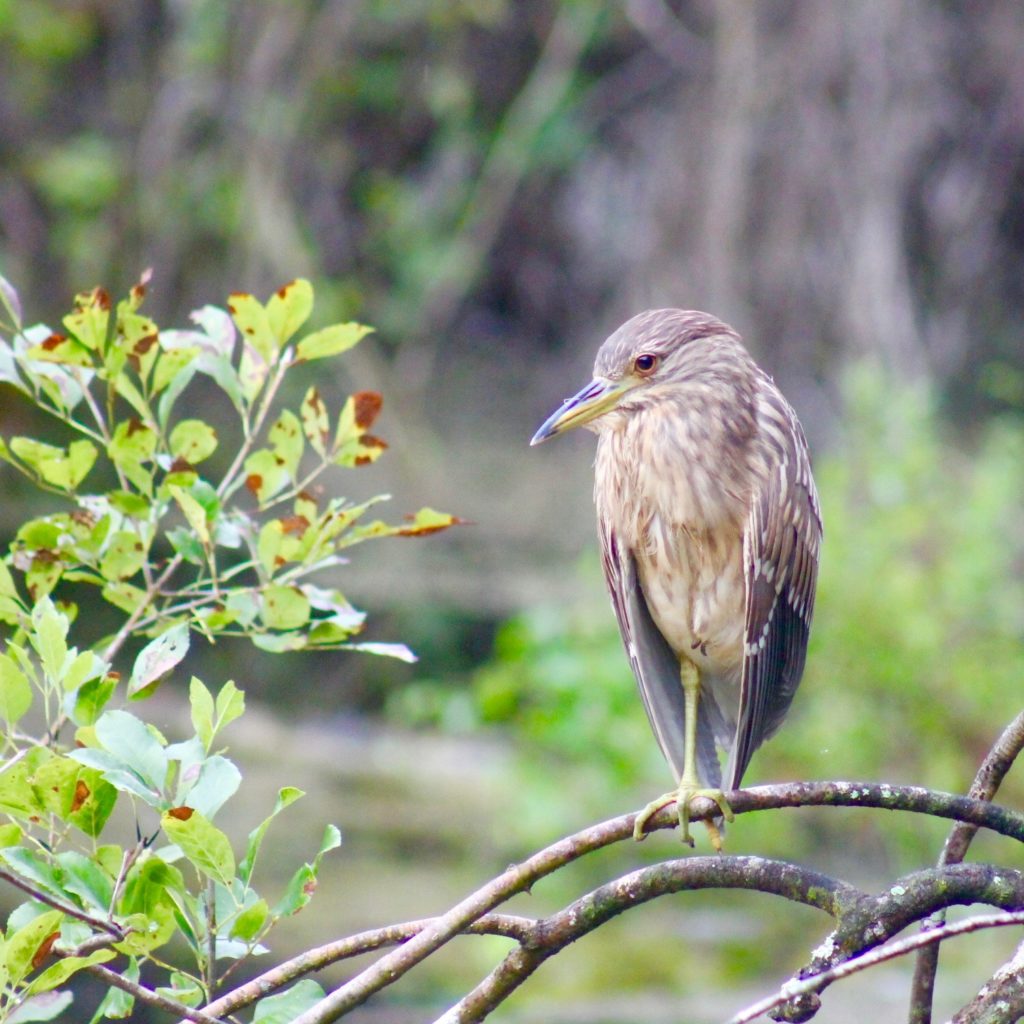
[532,310,821,847]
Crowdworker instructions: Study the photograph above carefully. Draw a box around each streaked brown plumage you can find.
[532,309,821,845]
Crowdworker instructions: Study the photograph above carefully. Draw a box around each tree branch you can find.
[192,915,534,1021]
[729,910,1024,1024]
[86,963,226,1024]
[908,710,1024,1024]
[951,936,1024,1024]
[290,780,1024,1024]
[437,856,859,1023]
[769,861,1024,1024]
[0,865,125,940]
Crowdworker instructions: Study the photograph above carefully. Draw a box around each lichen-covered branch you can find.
[908,710,1024,1024]
[288,779,1024,1024]
[437,856,859,1024]
[729,910,1024,1024]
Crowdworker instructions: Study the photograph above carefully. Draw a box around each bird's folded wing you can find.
[600,522,722,789]
[730,414,822,791]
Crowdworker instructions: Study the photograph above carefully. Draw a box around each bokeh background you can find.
[2,1,1024,1021]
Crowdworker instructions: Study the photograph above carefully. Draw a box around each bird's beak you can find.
[530,377,633,445]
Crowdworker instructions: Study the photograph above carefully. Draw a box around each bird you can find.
[531,309,821,848]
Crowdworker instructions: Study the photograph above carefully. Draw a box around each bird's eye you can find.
[633,353,658,375]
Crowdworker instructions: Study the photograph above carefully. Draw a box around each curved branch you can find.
[771,862,1024,1024]
[194,914,534,1021]
[951,936,1024,1024]
[731,910,1024,1024]
[289,779,1024,1024]
[438,856,860,1024]
[909,710,1024,1024]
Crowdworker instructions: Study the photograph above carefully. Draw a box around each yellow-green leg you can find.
[633,660,734,848]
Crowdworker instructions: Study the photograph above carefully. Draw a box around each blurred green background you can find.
[2,1,1024,1021]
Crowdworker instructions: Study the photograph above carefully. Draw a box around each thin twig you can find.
[0,865,124,939]
[192,914,534,1022]
[729,910,1024,1024]
[86,963,226,1024]
[908,710,1024,1024]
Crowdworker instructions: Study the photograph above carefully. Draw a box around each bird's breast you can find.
[594,409,749,678]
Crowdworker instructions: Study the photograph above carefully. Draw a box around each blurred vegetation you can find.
[394,362,1024,875]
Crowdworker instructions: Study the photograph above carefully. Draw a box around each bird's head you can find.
[531,309,743,445]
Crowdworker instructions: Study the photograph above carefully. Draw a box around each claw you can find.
[632,792,676,841]
[633,784,734,848]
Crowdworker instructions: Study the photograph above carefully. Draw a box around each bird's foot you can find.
[632,783,734,849]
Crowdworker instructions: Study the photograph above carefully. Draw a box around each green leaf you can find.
[166,527,204,565]
[106,490,151,518]
[7,991,73,1022]
[261,585,310,631]
[5,909,63,986]
[243,448,289,505]
[63,287,110,350]
[87,957,137,1022]
[214,680,245,736]
[0,749,49,818]
[228,292,275,360]
[25,333,94,367]
[101,581,147,614]
[93,710,168,793]
[189,677,215,751]
[252,980,326,1023]
[152,971,202,1010]
[161,809,235,886]
[0,847,67,899]
[269,408,303,478]
[28,948,116,996]
[0,823,23,847]
[120,858,184,919]
[0,652,32,723]
[295,322,372,362]
[230,897,269,941]
[266,279,313,347]
[55,851,112,912]
[9,437,96,491]
[239,787,304,885]
[152,345,199,397]
[168,485,210,546]
[272,823,340,917]
[108,419,156,493]
[30,597,68,685]
[300,386,330,456]
[128,624,189,699]
[62,649,105,693]
[0,560,20,601]
[333,391,387,468]
[65,674,117,727]
[169,420,218,464]
[180,755,240,820]
[67,769,117,838]
[99,530,146,581]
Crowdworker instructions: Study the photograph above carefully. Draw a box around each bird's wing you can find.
[600,520,722,788]
[728,393,822,791]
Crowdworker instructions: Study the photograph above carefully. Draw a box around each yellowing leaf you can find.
[300,387,329,456]
[161,808,235,885]
[295,322,372,362]
[266,279,313,347]
[228,292,275,361]
[169,420,218,464]
[261,585,311,631]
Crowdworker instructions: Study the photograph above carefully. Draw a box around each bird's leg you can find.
[633,660,734,847]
